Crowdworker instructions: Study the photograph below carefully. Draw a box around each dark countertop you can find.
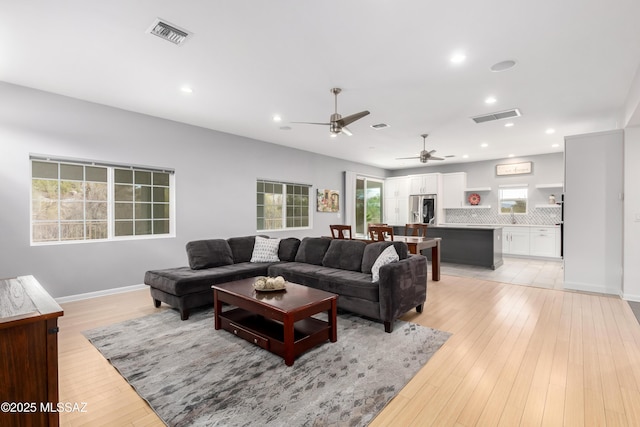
[429,224,503,230]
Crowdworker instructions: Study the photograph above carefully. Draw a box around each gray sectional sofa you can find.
[144,235,428,332]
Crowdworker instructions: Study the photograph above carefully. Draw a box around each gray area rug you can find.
[629,301,640,325]
[83,308,450,427]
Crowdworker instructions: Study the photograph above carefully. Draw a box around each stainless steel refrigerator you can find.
[409,194,437,224]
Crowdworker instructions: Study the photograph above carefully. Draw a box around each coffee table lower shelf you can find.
[218,308,331,362]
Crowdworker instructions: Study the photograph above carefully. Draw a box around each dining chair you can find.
[330,224,352,240]
[405,223,428,237]
[368,225,394,242]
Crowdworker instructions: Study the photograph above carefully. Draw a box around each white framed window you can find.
[499,187,528,214]
[256,179,311,231]
[30,156,174,244]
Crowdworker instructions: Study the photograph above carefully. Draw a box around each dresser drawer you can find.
[229,321,270,350]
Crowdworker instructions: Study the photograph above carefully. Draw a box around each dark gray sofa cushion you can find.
[314,268,378,301]
[278,237,301,262]
[145,262,271,296]
[361,241,409,274]
[294,237,331,265]
[322,239,367,272]
[269,262,377,302]
[186,239,234,269]
[268,262,321,289]
[227,236,257,263]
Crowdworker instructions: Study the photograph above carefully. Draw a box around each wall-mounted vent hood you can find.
[147,19,191,46]
[471,108,522,124]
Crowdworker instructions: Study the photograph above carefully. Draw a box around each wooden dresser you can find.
[0,276,63,427]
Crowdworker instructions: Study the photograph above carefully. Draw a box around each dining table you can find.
[392,235,441,281]
[345,235,441,281]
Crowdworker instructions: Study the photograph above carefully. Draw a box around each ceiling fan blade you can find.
[336,110,370,127]
[396,156,420,160]
[430,156,445,160]
[428,150,437,154]
[340,126,353,136]
[290,121,330,125]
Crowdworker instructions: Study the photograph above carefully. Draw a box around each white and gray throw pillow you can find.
[250,236,281,262]
[371,245,399,282]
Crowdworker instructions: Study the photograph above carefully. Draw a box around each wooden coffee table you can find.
[212,278,337,366]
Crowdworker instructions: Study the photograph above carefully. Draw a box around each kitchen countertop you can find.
[430,224,502,230]
[437,223,560,229]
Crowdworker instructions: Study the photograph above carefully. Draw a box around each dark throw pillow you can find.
[186,239,234,270]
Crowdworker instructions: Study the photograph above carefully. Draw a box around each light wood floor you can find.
[57,275,640,426]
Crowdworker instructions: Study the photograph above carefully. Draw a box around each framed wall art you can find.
[496,161,532,176]
[317,189,339,212]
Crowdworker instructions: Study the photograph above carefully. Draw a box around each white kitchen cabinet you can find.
[529,227,560,257]
[383,197,408,226]
[502,227,531,256]
[502,226,561,258]
[384,177,409,225]
[385,177,409,198]
[442,172,467,208]
[409,173,439,195]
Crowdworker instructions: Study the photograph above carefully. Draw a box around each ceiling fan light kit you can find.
[293,88,370,136]
[396,134,446,164]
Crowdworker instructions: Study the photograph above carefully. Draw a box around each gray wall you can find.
[0,82,385,298]
[388,152,565,209]
[564,130,623,295]
[389,152,564,183]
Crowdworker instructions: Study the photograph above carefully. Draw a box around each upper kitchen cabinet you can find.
[385,176,409,198]
[442,172,467,208]
[409,173,440,195]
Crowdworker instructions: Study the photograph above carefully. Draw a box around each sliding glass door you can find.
[355,176,384,236]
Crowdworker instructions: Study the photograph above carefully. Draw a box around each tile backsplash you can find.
[444,206,561,226]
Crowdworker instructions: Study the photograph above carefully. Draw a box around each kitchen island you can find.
[420,225,503,269]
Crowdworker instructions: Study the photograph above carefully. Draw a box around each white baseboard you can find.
[56,284,147,304]
[563,281,619,296]
[623,293,640,302]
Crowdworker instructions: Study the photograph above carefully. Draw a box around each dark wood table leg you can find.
[283,315,295,366]
[329,298,337,342]
[431,241,441,281]
[213,290,222,330]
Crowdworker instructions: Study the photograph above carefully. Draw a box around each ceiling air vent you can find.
[471,108,521,124]
[147,19,191,46]
[371,123,390,129]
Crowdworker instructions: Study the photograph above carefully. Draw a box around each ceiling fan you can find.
[397,134,445,163]
[292,88,370,136]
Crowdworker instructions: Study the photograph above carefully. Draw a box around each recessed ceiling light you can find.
[552,143,560,148]
[504,122,514,127]
[485,96,497,104]
[490,60,517,72]
[462,154,469,159]
[481,143,489,148]
[508,154,515,158]
[450,52,466,64]
[273,115,282,122]
[545,128,555,134]
[180,86,193,93]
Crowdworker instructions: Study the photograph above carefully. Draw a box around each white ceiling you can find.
[2,1,640,170]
